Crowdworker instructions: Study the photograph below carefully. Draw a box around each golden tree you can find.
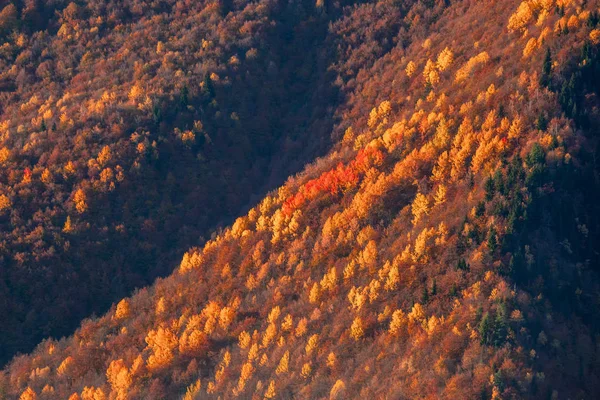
[0,194,11,212]
[437,47,454,71]
[405,61,416,77]
[114,299,130,320]
[19,387,37,400]
[74,188,87,213]
[264,380,276,399]
[275,351,290,374]
[350,317,365,340]
[508,2,534,32]
[411,193,430,225]
[145,326,178,371]
[106,359,132,400]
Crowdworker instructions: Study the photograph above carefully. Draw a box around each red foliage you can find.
[283,147,384,215]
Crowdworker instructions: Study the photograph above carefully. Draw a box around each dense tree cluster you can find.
[0,0,361,363]
[1,0,600,399]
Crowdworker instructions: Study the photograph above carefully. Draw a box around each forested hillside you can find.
[2,0,600,399]
[0,0,353,363]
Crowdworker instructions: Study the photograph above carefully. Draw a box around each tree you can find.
[19,387,37,400]
[202,74,215,100]
[275,351,289,374]
[487,226,497,254]
[0,194,11,213]
[405,61,416,77]
[541,48,552,87]
[264,380,276,399]
[412,193,430,225]
[74,188,87,213]
[437,47,454,71]
[106,359,132,400]
[478,312,492,345]
[114,299,130,320]
[457,258,469,271]
[485,176,495,201]
[145,327,178,371]
[350,317,365,340]
[0,4,18,36]
[434,184,447,206]
[507,2,533,32]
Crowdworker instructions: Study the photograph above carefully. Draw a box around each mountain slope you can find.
[0,0,354,363]
[2,0,600,398]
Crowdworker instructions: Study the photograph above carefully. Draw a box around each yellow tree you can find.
[437,47,454,71]
[74,188,87,213]
[411,192,430,225]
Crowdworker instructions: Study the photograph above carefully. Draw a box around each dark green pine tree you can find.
[541,48,552,87]
[487,226,497,254]
[479,312,492,345]
[179,85,189,108]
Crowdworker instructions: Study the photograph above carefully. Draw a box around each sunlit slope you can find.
[2,0,600,399]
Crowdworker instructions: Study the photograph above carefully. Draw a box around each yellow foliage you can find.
[590,29,600,45]
[360,240,378,270]
[567,14,579,29]
[389,309,407,336]
[327,352,337,369]
[264,380,276,399]
[411,192,430,225]
[423,59,439,86]
[179,328,207,355]
[281,314,293,331]
[301,362,312,378]
[106,359,132,400]
[262,323,277,348]
[218,306,235,331]
[41,168,53,184]
[350,317,364,340]
[145,326,178,371]
[20,387,37,400]
[128,84,144,103]
[405,61,416,77]
[183,379,201,400]
[384,265,400,291]
[305,334,318,354]
[295,318,308,337]
[275,350,289,374]
[455,52,490,83]
[239,331,251,349]
[414,227,436,262]
[237,362,254,392]
[114,299,130,320]
[80,387,106,400]
[0,194,11,212]
[508,116,524,139]
[74,188,87,213]
[97,145,111,167]
[523,37,538,58]
[408,303,426,326]
[248,343,259,361]
[437,47,454,71]
[155,296,166,315]
[179,251,203,273]
[320,267,338,292]
[57,356,74,376]
[508,2,534,32]
[0,147,10,165]
[433,118,450,149]
[330,379,347,400]
[309,282,321,304]
[434,184,447,206]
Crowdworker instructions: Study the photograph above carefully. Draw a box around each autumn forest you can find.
[1,0,600,399]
